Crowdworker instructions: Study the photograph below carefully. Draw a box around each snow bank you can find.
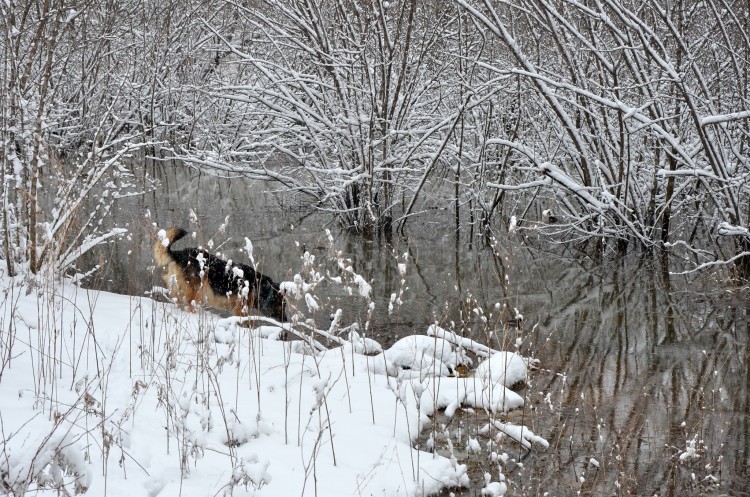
[0,276,539,496]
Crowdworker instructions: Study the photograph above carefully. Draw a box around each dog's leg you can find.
[191,279,212,313]
[183,284,196,312]
[233,298,245,317]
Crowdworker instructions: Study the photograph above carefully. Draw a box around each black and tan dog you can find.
[154,227,286,321]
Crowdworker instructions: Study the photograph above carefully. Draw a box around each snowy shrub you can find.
[1,428,91,496]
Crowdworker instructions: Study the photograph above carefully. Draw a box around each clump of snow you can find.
[343,327,383,355]
[475,351,528,388]
[279,280,299,298]
[509,215,518,233]
[280,273,319,301]
[334,255,372,298]
[244,237,255,266]
[158,228,169,246]
[679,435,701,462]
[231,265,244,279]
[1,429,92,495]
[384,333,471,377]
[352,273,371,298]
[304,292,319,312]
[467,437,482,454]
[480,471,507,496]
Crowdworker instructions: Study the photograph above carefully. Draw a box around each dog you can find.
[154,226,287,321]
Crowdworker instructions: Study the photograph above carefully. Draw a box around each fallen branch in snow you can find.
[482,420,549,451]
[214,314,383,356]
[427,324,500,358]
[215,315,328,351]
[294,319,350,349]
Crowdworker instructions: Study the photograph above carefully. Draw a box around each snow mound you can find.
[475,351,528,388]
[384,333,470,377]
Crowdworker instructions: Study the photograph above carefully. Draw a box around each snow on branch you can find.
[484,420,549,451]
[656,168,726,182]
[499,67,699,170]
[717,222,750,239]
[700,110,750,127]
[536,163,654,246]
[670,250,750,276]
[487,178,551,191]
[58,228,128,272]
[538,163,604,211]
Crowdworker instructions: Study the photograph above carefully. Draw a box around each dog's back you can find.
[154,227,286,321]
[228,262,287,321]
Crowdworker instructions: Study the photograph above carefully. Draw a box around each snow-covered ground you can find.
[0,272,544,496]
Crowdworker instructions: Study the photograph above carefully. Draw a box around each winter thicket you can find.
[2,0,750,277]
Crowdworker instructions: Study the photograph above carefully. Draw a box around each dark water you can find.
[84,163,750,496]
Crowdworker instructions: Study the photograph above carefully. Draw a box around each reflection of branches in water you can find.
[522,256,749,495]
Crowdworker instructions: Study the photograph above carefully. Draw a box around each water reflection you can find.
[83,163,749,496]
[495,256,750,496]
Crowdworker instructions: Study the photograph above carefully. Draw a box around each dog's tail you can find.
[154,226,188,267]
